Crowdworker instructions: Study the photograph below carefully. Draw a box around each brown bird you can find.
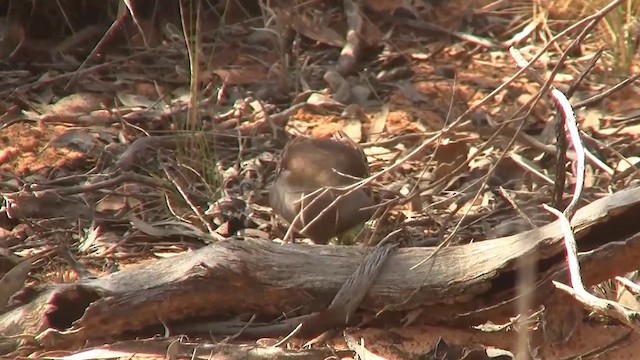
[269,133,374,244]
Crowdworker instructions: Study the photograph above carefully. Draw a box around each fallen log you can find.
[2,186,640,354]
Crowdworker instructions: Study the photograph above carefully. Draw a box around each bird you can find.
[269,132,375,244]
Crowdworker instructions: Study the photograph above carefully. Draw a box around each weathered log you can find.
[2,186,640,354]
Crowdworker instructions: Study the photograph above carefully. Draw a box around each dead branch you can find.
[2,186,640,354]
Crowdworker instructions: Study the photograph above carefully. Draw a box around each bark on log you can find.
[2,186,640,354]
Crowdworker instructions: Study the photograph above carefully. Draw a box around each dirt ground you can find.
[1,0,640,358]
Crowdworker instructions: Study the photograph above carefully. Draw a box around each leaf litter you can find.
[1,0,640,358]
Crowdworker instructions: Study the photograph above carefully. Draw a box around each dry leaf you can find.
[396,80,431,103]
[211,67,268,85]
[58,347,154,360]
[364,145,397,162]
[129,215,212,240]
[46,93,110,115]
[95,193,127,213]
[369,105,389,142]
[0,146,20,164]
[306,93,343,108]
[290,13,345,47]
[616,156,640,173]
[116,93,161,109]
[616,280,640,312]
[432,140,470,182]
[78,225,101,254]
[342,119,363,143]
[48,129,99,154]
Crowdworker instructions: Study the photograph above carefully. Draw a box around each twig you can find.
[547,205,640,334]
[554,108,568,210]
[574,73,640,109]
[616,276,640,295]
[384,15,500,49]
[509,47,587,219]
[34,173,167,196]
[65,10,130,90]
[565,48,604,99]
[159,156,223,241]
